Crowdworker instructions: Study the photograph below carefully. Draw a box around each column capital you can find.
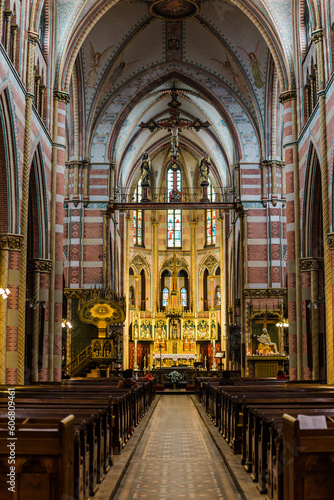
[0,233,23,251]
[299,257,324,272]
[27,259,52,273]
[279,89,297,104]
[27,31,39,44]
[54,90,70,104]
[327,233,334,250]
[312,29,323,43]
[189,220,197,228]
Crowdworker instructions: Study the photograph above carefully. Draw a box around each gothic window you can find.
[303,1,312,49]
[215,286,221,306]
[140,269,146,311]
[129,286,134,307]
[167,209,182,247]
[206,179,216,245]
[167,166,182,247]
[181,287,187,307]
[203,268,209,311]
[133,180,143,246]
[162,287,169,307]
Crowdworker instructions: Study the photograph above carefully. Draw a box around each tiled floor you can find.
[113,395,242,499]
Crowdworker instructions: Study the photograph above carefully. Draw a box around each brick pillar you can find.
[0,234,22,385]
[50,91,70,382]
[27,259,52,382]
[279,90,301,380]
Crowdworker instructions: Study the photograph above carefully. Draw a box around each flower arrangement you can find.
[167,371,183,384]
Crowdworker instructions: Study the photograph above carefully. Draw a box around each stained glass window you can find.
[206,178,216,245]
[133,180,143,246]
[181,287,187,307]
[167,166,182,247]
[162,287,169,307]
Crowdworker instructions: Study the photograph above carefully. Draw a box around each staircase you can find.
[64,344,92,377]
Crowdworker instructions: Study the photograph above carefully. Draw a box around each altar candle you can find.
[213,339,215,349]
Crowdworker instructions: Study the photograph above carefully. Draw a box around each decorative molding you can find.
[64,288,90,299]
[299,257,324,272]
[243,288,287,299]
[161,255,189,272]
[131,254,149,274]
[279,90,297,104]
[27,259,52,273]
[0,234,23,251]
[202,254,219,274]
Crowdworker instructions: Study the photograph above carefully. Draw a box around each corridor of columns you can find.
[95,395,261,500]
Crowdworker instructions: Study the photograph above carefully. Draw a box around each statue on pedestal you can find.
[199,154,210,185]
[257,328,279,355]
[141,151,151,185]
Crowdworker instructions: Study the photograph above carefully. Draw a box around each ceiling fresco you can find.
[59,0,293,187]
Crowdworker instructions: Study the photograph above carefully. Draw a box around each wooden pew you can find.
[0,415,74,500]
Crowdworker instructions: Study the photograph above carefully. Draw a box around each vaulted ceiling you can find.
[58,0,294,187]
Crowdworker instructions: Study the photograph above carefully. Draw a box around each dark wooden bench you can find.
[0,415,74,500]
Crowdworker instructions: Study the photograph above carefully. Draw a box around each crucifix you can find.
[139,87,210,202]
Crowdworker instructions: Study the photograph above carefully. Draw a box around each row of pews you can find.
[195,377,334,500]
[0,377,156,500]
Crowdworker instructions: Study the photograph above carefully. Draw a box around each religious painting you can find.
[183,320,195,351]
[155,319,167,340]
[197,319,210,340]
[251,316,279,355]
[140,319,152,340]
[183,320,195,339]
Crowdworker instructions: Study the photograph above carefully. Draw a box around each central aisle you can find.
[114,395,242,499]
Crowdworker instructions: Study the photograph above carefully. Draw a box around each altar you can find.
[153,353,196,367]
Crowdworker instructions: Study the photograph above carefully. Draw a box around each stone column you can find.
[113,215,118,293]
[83,162,89,205]
[152,216,159,313]
[313,30,334,384]
[190,219,197,314]
[300,257,324,380]
[27,259,52,382]
[239,209,246,376]
[4,11,12,52]
[18,31,38,385]
[220,214,228,368]
[279,90,301,380]
[231,213,236,324]
[0,234,22,385]
[49,91,70,382]
[123,215,131,369]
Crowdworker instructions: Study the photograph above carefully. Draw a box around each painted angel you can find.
[237,41,264,89]
[212,52,246,94]
[87,41,113,88]
[104,58,134,92]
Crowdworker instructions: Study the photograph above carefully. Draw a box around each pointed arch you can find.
[0,88,18,233]
[28,144,49,259]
